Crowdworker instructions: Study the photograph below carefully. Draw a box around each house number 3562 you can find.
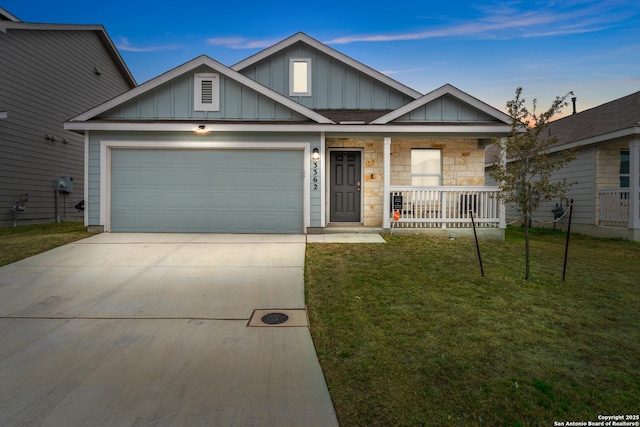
[312,162,319,190]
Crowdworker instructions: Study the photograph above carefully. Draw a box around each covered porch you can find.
[597,138,640,240]
[322,134,506,237]
[388,186,502,230]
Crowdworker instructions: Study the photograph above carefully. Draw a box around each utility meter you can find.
[55,176,74,193]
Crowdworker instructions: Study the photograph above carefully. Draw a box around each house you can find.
[0,8,136,226]
[65,32,512,236]
[485,91,640,242]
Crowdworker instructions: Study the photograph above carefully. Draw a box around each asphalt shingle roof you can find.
[485,90,640,163]
[547,90,640,145]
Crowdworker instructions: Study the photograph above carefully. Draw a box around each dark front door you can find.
[330,151,361,222]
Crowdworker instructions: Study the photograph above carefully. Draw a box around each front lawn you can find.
[305,228,640,426]
[0,222,92,267]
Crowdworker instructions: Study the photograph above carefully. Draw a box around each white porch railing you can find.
[389,186,501,228]
[599,189,631,227]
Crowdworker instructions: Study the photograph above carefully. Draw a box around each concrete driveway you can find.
[0,233,338,426]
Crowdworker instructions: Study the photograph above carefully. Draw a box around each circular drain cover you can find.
[261,312,289,325]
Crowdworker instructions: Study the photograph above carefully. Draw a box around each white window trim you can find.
[289,58,312,97]
[411,148,442,186]
[194,73,220,111]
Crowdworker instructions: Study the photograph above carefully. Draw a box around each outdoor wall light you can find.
[196,125,208,134]
[312,147,320,161]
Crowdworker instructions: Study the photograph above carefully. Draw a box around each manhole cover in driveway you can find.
[248,309,309,327]
[261,312,289,324]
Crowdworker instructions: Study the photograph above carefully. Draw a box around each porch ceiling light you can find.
[195,124,209,134]
[312,147,320,161]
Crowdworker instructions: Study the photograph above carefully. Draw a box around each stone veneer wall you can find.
[326,137,483,227]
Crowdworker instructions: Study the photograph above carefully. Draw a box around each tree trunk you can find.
[524,213,530,280]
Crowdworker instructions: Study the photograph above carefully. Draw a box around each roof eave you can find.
[64,120,512,137]
[485,126,640,167]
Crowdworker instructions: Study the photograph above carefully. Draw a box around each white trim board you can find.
[66,121,511,136]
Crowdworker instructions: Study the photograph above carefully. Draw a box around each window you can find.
[411,149,442,186]
[620,150,630,187]
[194,73,219,111]
[289,58,312,96]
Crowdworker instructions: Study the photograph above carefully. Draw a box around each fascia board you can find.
[487,126,640,167]
[231,32,422,100]
[371,84,512,124]
[0,7,21,22]
[69,55,333,124]
[0,22,105,33]
[549,126,640,153]
[95,27,137,87]
[64,121,512,136]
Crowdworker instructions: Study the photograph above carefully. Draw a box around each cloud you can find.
[205,36,277,49]
[116,37,181,52]
[380,67,430,75]
[323,1,627,45]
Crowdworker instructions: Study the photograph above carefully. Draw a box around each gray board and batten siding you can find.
[238,41,415,111]
[0,25,134,226]
[396,94,499,122]
[101,65,309,122]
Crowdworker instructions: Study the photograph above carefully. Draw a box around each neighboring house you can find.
[485,91,640,242]
[0,8,136,226]
[65,32,512,236]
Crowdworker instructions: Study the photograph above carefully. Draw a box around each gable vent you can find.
[201,80,213,104]
[194,73,220,112]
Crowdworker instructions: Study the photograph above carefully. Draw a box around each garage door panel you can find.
[111,149,303,233]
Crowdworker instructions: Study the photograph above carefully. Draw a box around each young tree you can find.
[489,87,576,280]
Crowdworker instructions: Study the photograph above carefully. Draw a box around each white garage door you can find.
[110,149,304,233]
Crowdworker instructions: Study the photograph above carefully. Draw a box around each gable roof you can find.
[0,14,136,88]
[485,90,640,165]
[547,90,640,147]
[67,55,334,124]
[371,84,511,124]
[0,7,21,22]
[231,32,423,100]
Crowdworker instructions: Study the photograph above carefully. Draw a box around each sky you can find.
[3,0,639,118]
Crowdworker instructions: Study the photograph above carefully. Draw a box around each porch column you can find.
[499,138,507,229]
[630,138,640,230]
[383,137,391,229]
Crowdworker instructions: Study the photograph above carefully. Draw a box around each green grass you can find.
[305,227,640,426]
[0,222,92,267]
